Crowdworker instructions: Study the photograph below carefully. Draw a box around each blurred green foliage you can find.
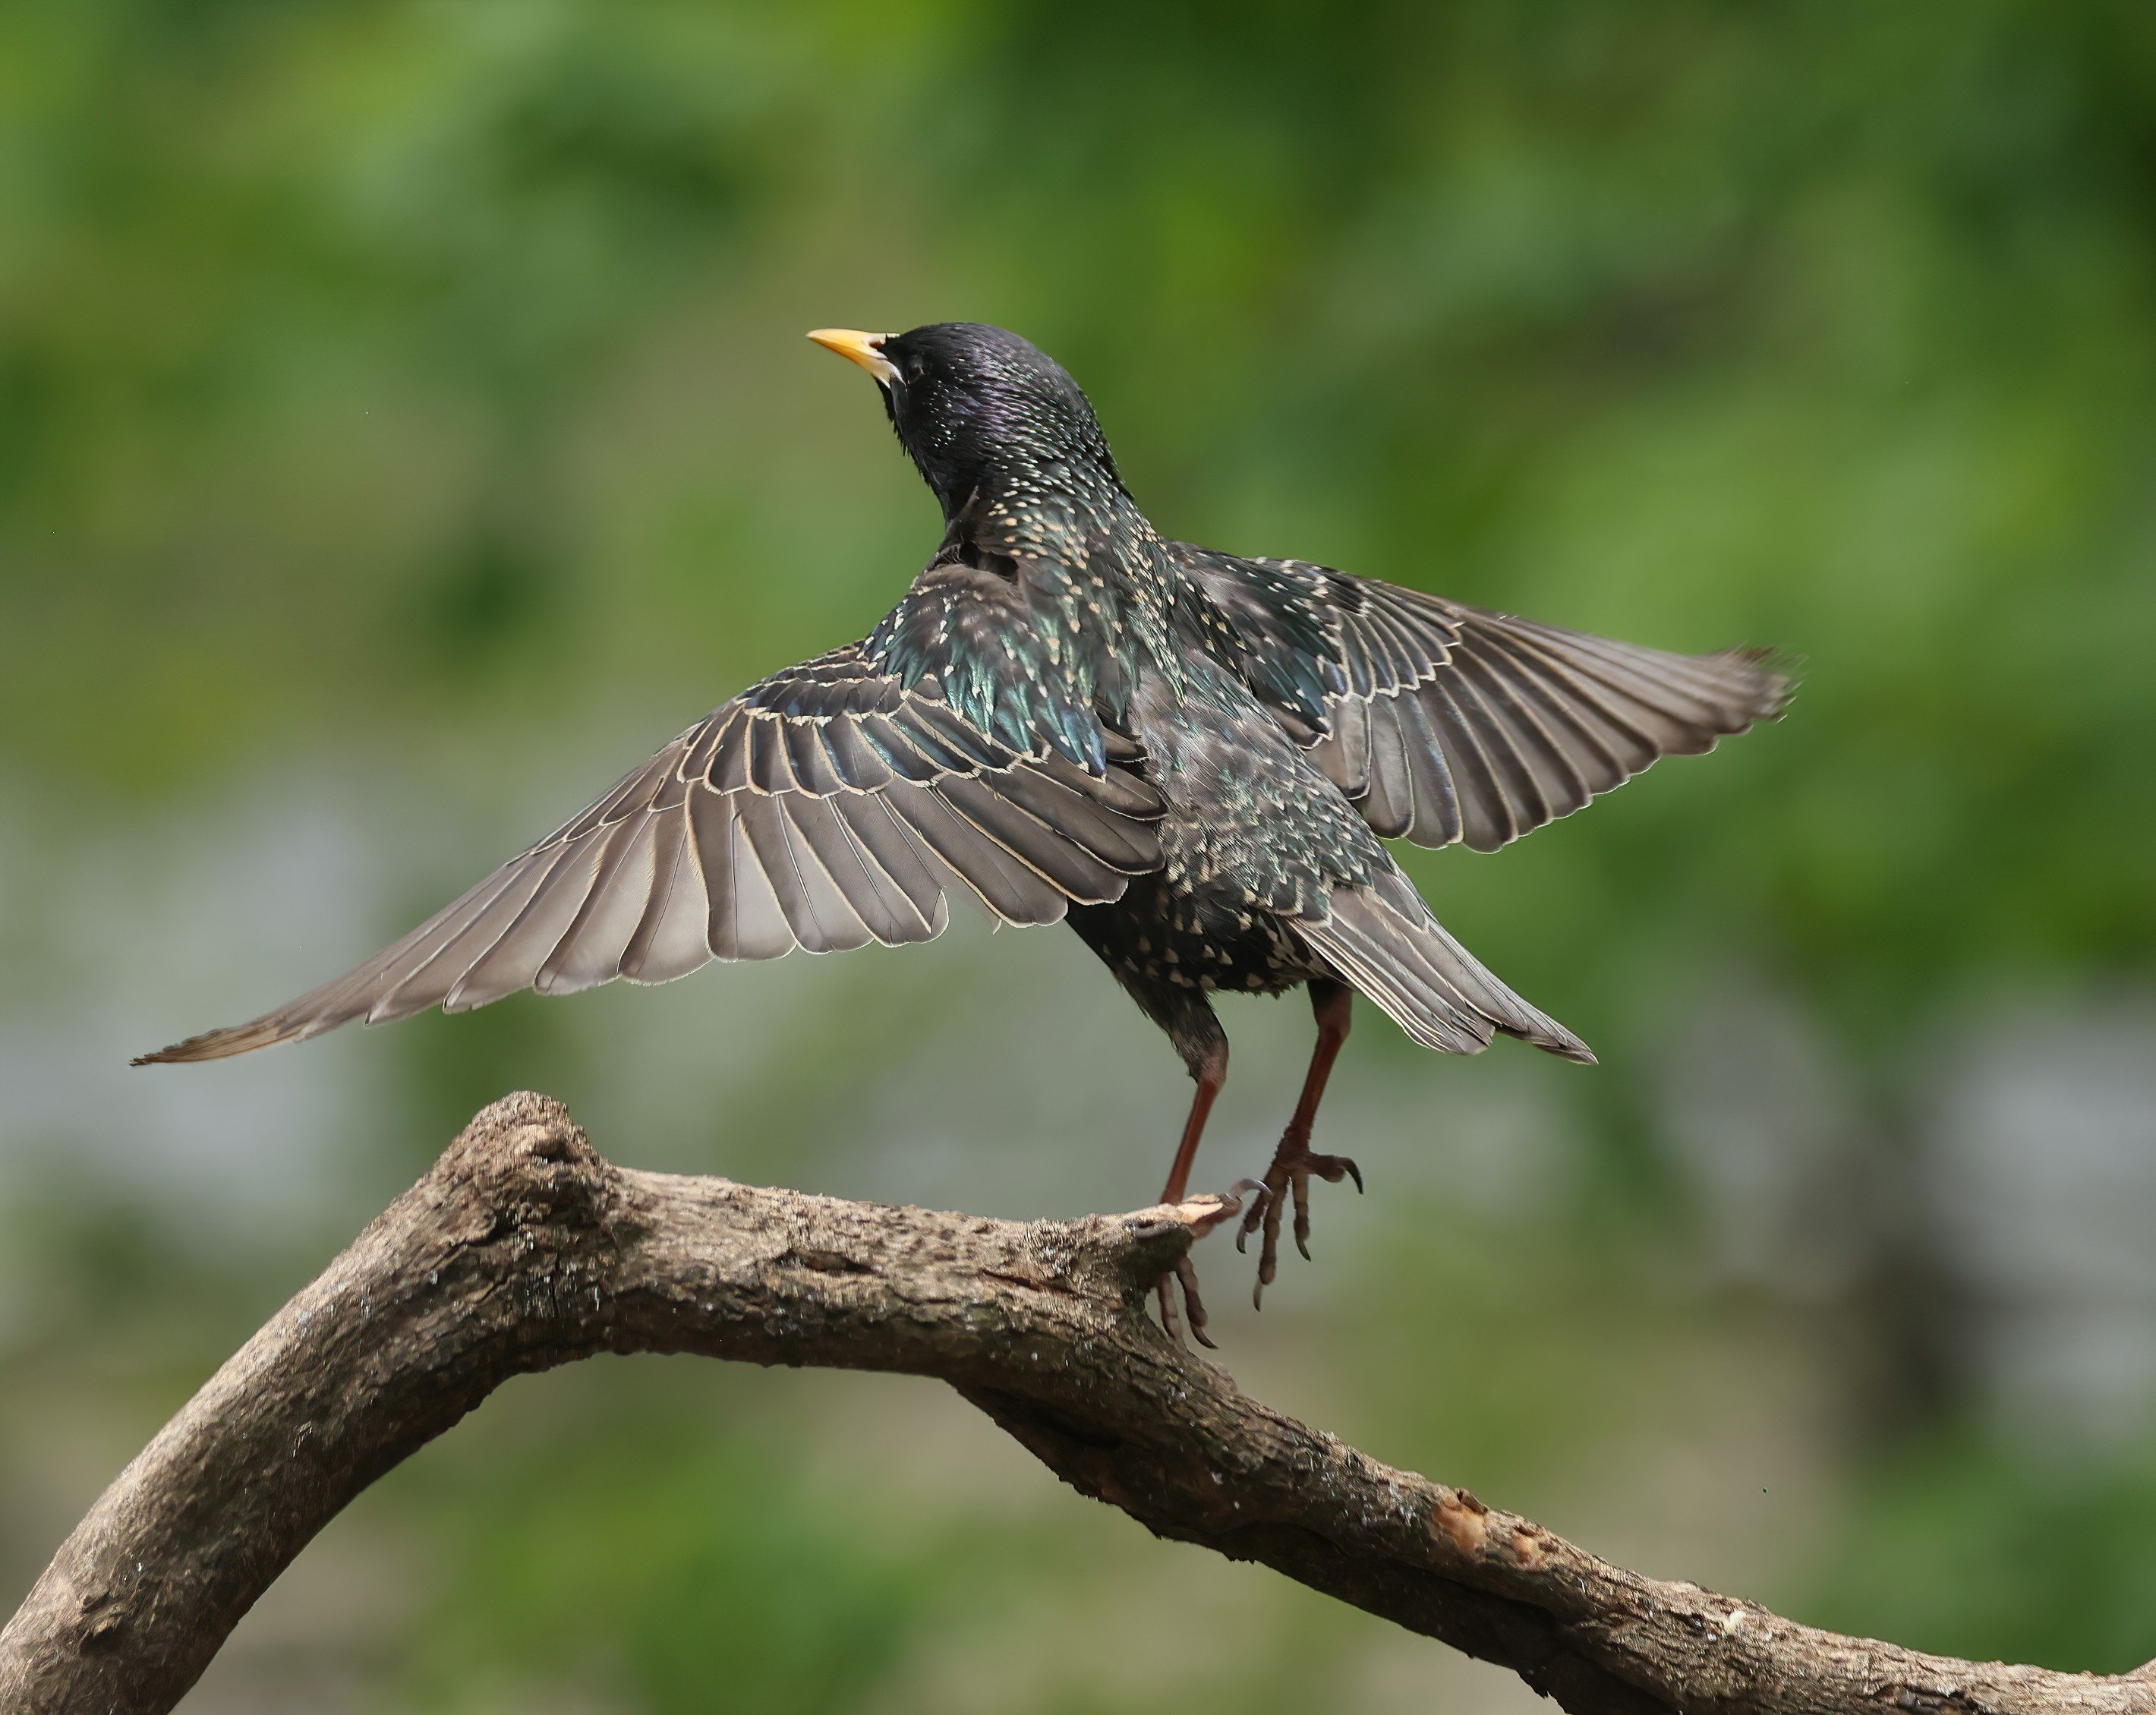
[1817,1433,2156,1674]
[8,0,2153,1061]
[405,1401,939,1714]
[6,0,2156,1707]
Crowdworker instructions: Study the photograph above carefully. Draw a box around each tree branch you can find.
[3,1093,2149,1715]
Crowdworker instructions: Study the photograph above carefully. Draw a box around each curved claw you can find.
[1234,1181,1271,1253]
[1177,1253,1218,1349]
[1202,1177,1265,1236]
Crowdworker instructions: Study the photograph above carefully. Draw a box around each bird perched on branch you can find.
[140,323,1790,1343]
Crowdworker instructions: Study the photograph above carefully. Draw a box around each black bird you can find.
[139,323,1789,1342]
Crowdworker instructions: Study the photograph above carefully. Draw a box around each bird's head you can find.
[808,322,1124,522]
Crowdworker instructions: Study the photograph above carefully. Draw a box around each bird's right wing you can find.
[1183,548,1792,854]
[137,591,1162,1064]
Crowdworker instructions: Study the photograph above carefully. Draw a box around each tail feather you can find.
[1298,884,1595,1064]
[1296,902,1497,1057]
[1367,869,1592,1061]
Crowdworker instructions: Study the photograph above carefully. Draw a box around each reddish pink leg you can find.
[1238,981,1363,1307]
[1155,1046,1226,1347]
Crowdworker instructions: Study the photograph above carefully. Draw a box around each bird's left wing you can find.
[1180,546,1792,854]
[137,575,1161,1064]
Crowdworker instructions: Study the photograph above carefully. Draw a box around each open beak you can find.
[808,328,900,386]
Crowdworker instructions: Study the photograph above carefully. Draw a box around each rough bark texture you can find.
[3,1092,2151,1715]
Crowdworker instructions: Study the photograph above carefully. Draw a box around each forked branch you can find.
[2,1093,2149,1715]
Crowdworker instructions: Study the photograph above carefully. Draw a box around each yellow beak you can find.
[807,328,900,385]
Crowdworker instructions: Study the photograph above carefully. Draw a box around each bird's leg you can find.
[1155,1038,1228,1348]
[1239,979,1361,1307]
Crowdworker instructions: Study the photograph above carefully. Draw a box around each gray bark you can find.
[3,1092,2150,1715]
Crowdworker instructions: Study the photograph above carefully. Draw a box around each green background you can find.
[5,2,2155,1709]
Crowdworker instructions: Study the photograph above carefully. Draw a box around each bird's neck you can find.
[944,454,1121,526]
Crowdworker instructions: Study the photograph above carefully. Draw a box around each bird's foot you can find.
[1155,1257,1215,1349]
[1236,1131,1363,1308]
[1153,1181,1262,1350]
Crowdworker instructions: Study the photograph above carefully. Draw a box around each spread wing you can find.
[137,571,1162,1064]
[1181,548,1792,854]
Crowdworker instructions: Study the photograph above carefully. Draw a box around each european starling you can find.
[139,323,1790,1343]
